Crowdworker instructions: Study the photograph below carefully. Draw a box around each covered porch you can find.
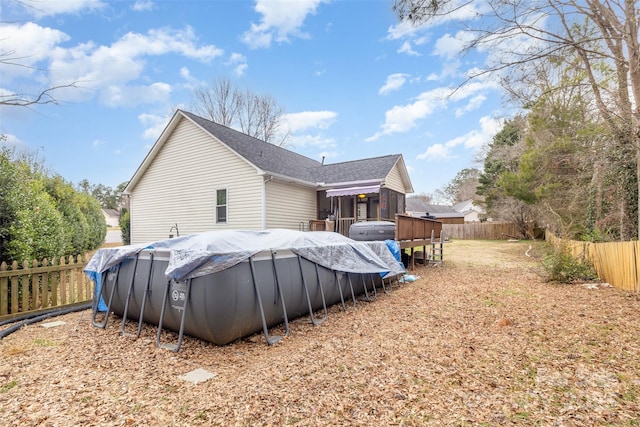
[315,184,406,236]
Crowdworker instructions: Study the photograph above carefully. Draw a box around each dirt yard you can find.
[1,240,639,426]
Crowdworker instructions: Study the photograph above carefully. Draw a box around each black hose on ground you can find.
[0,302,92,339]
[0,305,80,327]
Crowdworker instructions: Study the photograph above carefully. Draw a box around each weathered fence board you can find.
[546,232,639,293]
[0,254,92,321]
[443,222,520,240]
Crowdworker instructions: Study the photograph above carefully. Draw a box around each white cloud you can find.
[368,79,500,141]
[18,0,106,18]
[386,20,427,41]
[387,1,485,41]
[366,86,453,141]
[455,94,486,117]
[0,23,70,80]
[178,67,206,91]
[417,143,452,160]
[417,115,504,160]
[387,1,487,64]
[398,41,420,56]
[283,111,337,133]
[101,82,172,107]
[433,31,475,59]
[242,0,329,49]
[132,0,154,12]
[3,23,224,106]
[139,112,171,140]
[227,53,248,77]
[0,133,26,149]
[279,110,338,150]
[286,134,336,149]
[379,73,409,95]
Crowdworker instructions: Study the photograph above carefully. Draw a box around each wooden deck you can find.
[394,214,442,249]
[308,214,443,271]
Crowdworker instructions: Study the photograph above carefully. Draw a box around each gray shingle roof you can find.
[314,155,402,185]
[182,110,403,186]
[406,198,463,215]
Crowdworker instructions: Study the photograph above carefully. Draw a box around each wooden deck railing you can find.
[394,214,442,244]
[308,215,442,244]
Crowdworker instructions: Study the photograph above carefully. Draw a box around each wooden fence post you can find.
[21,260,30,312]
[31,259,40,310]
[75,255,83,302]
[51,257,59,306]
[60,257,67,305]
[42,258,50,310]
[0,261,7,316]
[68,255,76,303]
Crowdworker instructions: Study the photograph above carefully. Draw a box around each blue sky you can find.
[1,0,510,198]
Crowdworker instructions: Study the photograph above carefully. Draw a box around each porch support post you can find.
[353,196,357,221]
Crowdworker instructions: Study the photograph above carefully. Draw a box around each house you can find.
[405,198,465,224]
[452,199,487,222]
[102,208,120,228]
[124,110,413,244]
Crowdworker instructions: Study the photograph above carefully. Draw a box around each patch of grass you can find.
[482,297,496,307]
[1,380,18,393]
[33,338,56,347]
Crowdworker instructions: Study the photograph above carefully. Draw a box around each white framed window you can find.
[216,189,227,223]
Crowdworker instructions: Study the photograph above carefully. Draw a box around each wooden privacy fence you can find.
[546,232,639,293]
[443,222,520,240]
[0,255,93,321]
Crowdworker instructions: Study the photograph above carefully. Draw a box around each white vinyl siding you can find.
[385,163,406,193]
[130,117,263,244]
[265,180,316,230]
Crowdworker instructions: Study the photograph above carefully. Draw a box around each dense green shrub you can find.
[76,191,107,250]
[541,243,598,284]
[0,151,18,259]
[120,208,130,245]
[0,148,107,262]
[4,177,67,262]
[44,175,89,254]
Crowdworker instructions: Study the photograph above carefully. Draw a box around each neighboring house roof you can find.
[453,199,472,212]
[102,208,120,227]
[126,110,413,193]
[405,198,464,218]
[102,208,120,218]
[453,199,486,216]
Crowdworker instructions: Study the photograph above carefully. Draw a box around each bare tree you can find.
[190,77,238,127]
[442,168,480,205]
[190,77,288,146]
[0,50,78,107]
[393,0,640,237]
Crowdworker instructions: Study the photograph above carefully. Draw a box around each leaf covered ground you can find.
[1,240,639,426]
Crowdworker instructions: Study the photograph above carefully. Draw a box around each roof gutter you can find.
[258,171,318,188]
[317,178,383,190]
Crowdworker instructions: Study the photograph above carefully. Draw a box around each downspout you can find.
[262,175,273,229]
